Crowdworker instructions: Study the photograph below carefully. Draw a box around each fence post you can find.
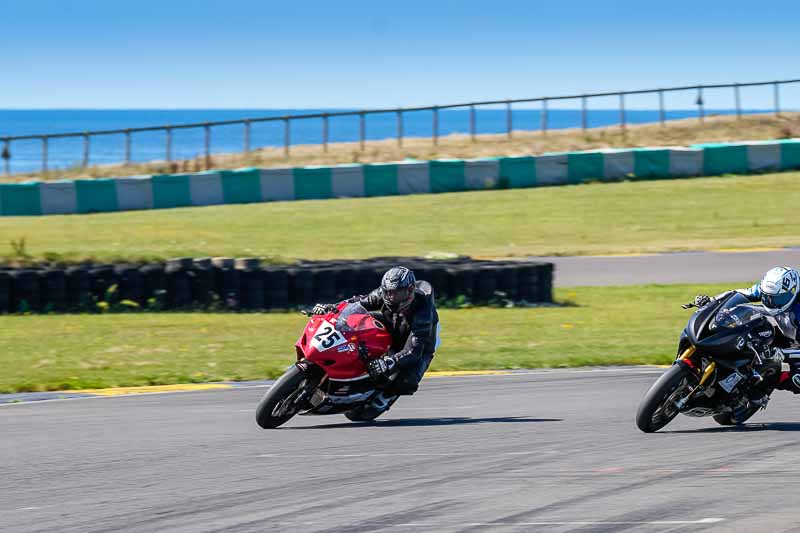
[204,123,211,169]
[359,112,366,151]
[82,132,90,169]
[165,126,172,162]
[42,136,48,173]
[658,90,665,126]
[581,95,587,131]
[322,114,329,152]
[469,105,476,142]
[2,138,10,176]
[283,117,290,157]
[124,129,132,165]
[396,109,403,147]
[734,83,742,119]
[244,120,251,153]
[541,98,548,134]
[696,86,704,123]
[506,100,512,139]
[774,82,781,116]
[433,106,439,146]
[618,94,625,130]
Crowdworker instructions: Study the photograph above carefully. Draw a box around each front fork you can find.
[673,346,716,409]
[281,361,327,414]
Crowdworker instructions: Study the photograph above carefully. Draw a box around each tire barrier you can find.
[0,271,11,312]
[11,269,40,312]
[41,269,67,311]
[66,266,91,309]
[0,257,553,313]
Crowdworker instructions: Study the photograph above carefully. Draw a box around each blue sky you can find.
[2,0,799,109]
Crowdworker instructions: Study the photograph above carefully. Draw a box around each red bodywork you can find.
[295,302,392,380]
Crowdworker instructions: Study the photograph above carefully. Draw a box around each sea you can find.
[0,108,768,175]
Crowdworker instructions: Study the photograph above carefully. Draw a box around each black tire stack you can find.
[263,267,289,309]
[191,258,214,307]
[0,257,553,313]
[10,269,41,311]
[236,258,264,310]
[0,270,11,313]
[66,266,92,309]
[211,257,238,308]
[41,269,68,311]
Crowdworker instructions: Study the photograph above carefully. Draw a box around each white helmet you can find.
[759,266,800,315]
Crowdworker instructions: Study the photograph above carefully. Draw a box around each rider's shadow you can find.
[665,422,800,433]
[288,416,562,429]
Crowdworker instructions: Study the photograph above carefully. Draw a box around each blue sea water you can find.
[0,108,768,175]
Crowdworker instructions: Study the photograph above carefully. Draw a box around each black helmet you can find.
[381,266,416,312]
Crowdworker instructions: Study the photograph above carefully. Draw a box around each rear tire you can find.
[636,365,693,433]
[255,365,306,429]
[713,404,760,426]
[345,395,398,422]
[345,406,384,422]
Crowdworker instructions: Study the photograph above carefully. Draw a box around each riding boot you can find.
[775,360,800,394]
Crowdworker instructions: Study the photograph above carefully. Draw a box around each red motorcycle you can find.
[256,302,396,428]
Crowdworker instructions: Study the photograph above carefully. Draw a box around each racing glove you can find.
[311,303,338,315]
[694,294,712,307]
[683,294,712,309]
[367,356,397,381]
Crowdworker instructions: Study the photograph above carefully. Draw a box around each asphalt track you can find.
[6,249,800,532]
[540,248,800,287]
[4,368,800,532]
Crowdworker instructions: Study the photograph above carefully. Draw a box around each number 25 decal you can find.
[311,320,347,351]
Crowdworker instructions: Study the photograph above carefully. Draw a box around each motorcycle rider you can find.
[311,266,440,412]
[693,266,800,392]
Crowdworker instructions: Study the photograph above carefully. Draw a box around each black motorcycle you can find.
[636,291,786,433]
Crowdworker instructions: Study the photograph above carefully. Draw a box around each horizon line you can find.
[0,107,782,112]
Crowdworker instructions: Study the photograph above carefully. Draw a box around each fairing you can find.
[295,302,392,380]
[683,292,772,358]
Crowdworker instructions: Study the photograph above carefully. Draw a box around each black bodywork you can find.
[675,292,781,417]
[680,292,774,357]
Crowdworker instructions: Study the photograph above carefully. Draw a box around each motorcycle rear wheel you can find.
[636,364,693,433]
[345,395,398,422]
[345,406,385,422]
[713,404,760,426]
[255,365,306,429]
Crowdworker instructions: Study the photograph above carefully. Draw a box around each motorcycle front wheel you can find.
[255,365,307,429]
[636,364,694,433]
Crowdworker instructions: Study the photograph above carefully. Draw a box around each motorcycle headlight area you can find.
[715,306,764,329]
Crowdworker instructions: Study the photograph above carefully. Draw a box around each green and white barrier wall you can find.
[2,139,800,216]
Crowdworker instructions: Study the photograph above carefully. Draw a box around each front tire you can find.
[255,365,306,429]
[636,364,694,433]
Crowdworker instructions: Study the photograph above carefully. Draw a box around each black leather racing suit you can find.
[350,280,439,395]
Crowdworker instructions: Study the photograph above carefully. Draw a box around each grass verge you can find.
[0,282,735,393]
[2,171,800,264]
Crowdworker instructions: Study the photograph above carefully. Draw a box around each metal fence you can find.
[2,77,799,176]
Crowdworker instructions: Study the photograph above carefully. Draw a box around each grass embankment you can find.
[0,283,735,393]
[2,171,800,265]
[6,113,800,183]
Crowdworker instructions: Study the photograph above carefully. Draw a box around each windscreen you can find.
[335,303,379,334]
[714,293,765,329]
